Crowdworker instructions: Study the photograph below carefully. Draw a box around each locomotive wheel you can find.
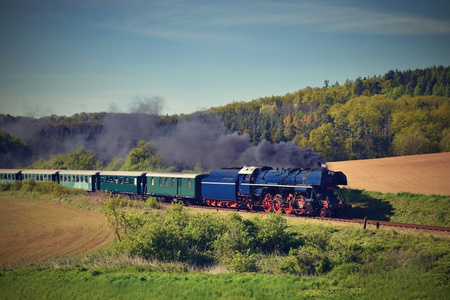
[273,194,283,213]
[320,208,328,217]
[284,201,293,214]
[247,203,254,210]
[284,194,295,214]
[262,194,273,212]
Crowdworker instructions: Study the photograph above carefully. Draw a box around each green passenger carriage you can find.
[146,172,206,201]
[0,169,22,183]
[21,170,59,182]
[99,171,146,195]
[59,170,100,192]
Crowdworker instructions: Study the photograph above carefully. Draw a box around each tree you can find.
[121,140,165,171]
[392,130,433,156]
[353,79,364,96]
[0,131,32,168]
[27,147,102,170]
[308,123,336,161]
[102,194,132,241]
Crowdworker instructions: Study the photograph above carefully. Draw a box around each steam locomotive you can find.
[0,166,350,217]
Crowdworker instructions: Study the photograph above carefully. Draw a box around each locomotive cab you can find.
[238,166,262,195]
[316,171,349,217]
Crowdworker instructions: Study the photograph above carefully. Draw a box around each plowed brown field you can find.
[0,196,114,268]
[327,152,450,196]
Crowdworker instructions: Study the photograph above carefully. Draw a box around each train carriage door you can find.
[177,178,182,196]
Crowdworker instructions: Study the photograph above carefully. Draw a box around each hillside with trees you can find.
[209,65,450,161]
[0,66,449,168]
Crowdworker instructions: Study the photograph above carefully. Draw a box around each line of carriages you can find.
[0,169,205,201]
[1,167,350,217]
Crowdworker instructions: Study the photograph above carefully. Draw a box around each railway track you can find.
[159,202,450,233]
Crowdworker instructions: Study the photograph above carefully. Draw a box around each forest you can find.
[0,65,449,169]
[209,66,450,161]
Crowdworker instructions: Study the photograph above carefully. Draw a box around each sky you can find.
[1,0,449,117]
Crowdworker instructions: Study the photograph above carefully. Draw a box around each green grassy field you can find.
[0,269,360,300]
[343,189,450,226]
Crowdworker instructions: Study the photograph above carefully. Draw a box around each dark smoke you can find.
[0,97,163,164]
[153,114,252,169]
[154,114,325,171]
[0,104,325,170]
[238,139,325,170]
[94,113,160,161]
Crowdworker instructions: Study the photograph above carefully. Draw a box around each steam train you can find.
[0,166,350,217]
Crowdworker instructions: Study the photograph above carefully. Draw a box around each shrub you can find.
[214,214,256,261]
[289,246,332,276]
[0,183,11,191]
[254,213,293,253]
[227,250,258,273]
[184,212,227,254]
[145,196,160,209]
[21,179,37,192]
[11,180,22,191]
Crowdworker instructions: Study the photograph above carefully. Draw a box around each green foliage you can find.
[209,66,450,160]
[102,194,137,241]
[227,250,259,273]
[104,158,125,171]
[120,140,175,172]
[28,147,103,170]
[0,183,11,191]
[109,207,299,270]
[144,196,160,209]
[0,130,32,167]
[0,179,88,199]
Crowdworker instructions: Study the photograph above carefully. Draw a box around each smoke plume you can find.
[0,107,325,170]
[153,114,325,170]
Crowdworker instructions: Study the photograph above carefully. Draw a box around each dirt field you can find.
[0,196,114,268]
[327,152,450,196]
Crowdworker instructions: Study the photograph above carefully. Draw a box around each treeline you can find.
[209,66,450,161]
[28,141,188,172]
[0,112,173,167]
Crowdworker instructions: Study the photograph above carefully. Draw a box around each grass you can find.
[0,269,361,300]
[343,189,450,226]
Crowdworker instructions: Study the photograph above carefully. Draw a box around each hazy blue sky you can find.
[1,0,449,117]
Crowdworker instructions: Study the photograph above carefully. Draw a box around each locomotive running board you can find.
[242,183,313,189]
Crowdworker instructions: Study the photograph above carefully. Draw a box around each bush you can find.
[0,183,11,191]
[254,213,293,253]
[227,250,258,273]
[11,180,22,191]
[21,179,37,192]
[145,196,160,209]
